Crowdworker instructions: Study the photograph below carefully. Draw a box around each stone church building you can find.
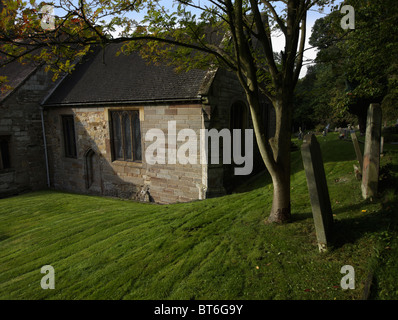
[0,44,275,203]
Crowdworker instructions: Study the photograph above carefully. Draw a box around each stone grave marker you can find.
[298,127,303,140]
[301,134,334,252]
[361,104,382,199]
[380,136,384,155]
[350,130,363,172]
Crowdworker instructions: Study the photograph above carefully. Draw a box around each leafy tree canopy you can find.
[297,0,398,130]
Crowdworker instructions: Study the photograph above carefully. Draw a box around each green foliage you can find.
[381,74,398,122]
[293,63,354,130]
[296,0,398,129]
[0,1,103,82]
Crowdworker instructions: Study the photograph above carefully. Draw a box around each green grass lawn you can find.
[1,132,397,300]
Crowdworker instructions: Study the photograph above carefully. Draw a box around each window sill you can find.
[111,160,143,168]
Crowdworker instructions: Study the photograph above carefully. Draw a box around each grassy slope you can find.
[0,132,397,300]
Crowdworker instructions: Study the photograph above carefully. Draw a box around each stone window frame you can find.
[109,108,143,163]
[61,114,78,159]
[260,99,274,140]
[230,101,249,169]
[0,135,12,171]
[230,100,249,147]
[230,100,249,131]
[84,148,96,189]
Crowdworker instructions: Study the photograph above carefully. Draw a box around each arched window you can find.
[230,101,248,151]
[110,110,142,162]
[0,136,11,170]
[61,115,77,158]
[230,101,248,130]
[84,148,95,189]
[260,100,275,139]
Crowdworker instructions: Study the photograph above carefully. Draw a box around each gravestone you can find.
[361,104,382,199]
[344,128,349,139]
[298,127,303,140]
[301,134,334,252]
[350,131,363,171]
[380,136,384,155]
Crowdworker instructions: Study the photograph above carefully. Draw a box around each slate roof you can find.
[43,43,215,107]
[0,59,39,103]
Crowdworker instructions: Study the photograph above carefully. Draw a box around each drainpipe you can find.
[40,106,50,188]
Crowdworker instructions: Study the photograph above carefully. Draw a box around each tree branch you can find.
[260,0,287,35]
[249,0,279,83]
[293,10,307,85]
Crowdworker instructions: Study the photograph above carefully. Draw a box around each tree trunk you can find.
[245,89,293,223]
[267,95,293,223]
[229,0,305,224]
[268,169,291,223]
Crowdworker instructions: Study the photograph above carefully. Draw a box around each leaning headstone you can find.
[301,134,334,252]
[350,131,363,171]
[361,104,382,200]
[380,136,384,155]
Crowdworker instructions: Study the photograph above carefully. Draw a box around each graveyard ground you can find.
[0,132,397,300]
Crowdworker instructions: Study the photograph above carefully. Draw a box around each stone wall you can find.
[0,67,54,197]
[203,68,274,195]
[43,68,275,204]
[45,104,206,204]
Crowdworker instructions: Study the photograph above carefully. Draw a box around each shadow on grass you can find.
[330,152,398,250]
[331,211,391,249]
[367,200,398,300]
[379,163,398,194]
[332,201,367,215]
[330,182,398,250]
[0,233,10,242]
[290,211,313,223]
